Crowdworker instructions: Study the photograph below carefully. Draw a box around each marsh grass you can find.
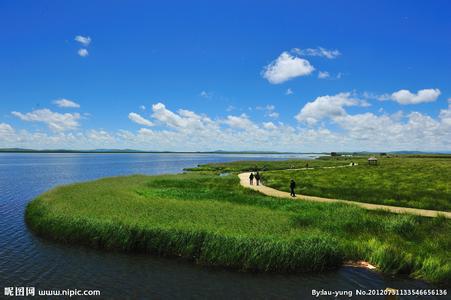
[260,157,451,211]
[26,171,451,283]
[184,157,350,173]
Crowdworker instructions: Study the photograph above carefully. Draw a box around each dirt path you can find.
[238,169,451,219]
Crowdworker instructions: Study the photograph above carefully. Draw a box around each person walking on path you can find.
[255,172,261,186]
[249,173,254,185]
[290,179,296,197]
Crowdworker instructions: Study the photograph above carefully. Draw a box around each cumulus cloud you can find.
[292,47,341,59]
[295,92,366,125]
[318,71,330,79]
[439,99,451,127]
[262,122,277,130]
[286,88,293,95]
[75,35,91,46]
[3,100,451,152]
[151,103,215,131]
[128,112,154,127]
[262,52,314,84]
[151,103,185,128]
[11,108,80,131]
[224,114,256,130]
[390,88,441,105]
[0,123,15,137]
[292,92,450,150]
[54,98,80,108]
[338,112,433,148]
[78,49,89,57]
[87,129,115,143]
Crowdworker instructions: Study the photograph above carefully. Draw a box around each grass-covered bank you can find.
[26,172,450,283]
[262,157,451,211]
[191,156,451,211]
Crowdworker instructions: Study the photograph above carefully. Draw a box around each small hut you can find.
[368,157,378,165]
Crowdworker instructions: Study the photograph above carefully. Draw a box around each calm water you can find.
[0,153,448,299]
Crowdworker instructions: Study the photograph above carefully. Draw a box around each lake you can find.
[0,153,445,299]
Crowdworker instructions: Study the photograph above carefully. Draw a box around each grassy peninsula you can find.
[192,156,451,211]
[26,156,451,284]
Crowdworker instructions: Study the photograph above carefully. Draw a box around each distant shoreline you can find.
[1,148,450,155]
[0,149,321,155]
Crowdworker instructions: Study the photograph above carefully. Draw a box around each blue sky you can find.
[1,0,450,151]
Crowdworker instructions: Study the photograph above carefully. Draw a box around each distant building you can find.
[368,157,378,165]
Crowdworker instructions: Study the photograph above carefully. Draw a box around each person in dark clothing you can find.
[249,173,254,185]
[255,172,261,186]
[290,179,296,197]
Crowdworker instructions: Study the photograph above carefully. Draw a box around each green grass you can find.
[184,156,352,173]
[260,157,451,211]
[26,172,451,283]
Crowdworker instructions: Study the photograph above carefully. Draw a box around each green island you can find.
[26,155,451,284]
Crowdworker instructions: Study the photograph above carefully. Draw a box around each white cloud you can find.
[128,112,154,127]
[151,103,185,128]
[262,52,315,84]
[285,88,293,95]
[295,92,365,126]
[54,98,80,108]
[140,105,146,111]
[439,99,451,127]
[262,122,277,130]
[151,102,215,131]
[3,100,450,152]
[390,88,441,105]
[11,108,80,132]
[87,130,115,143]
[293,92,450,150]
[224,114,256,130]
[0,123,15,136]
[78,49,89,57]
[318,71,330,79]
[75,35,91,46]
[292,47,341,59]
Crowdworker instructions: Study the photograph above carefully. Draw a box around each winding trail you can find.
[238,165,451,219]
